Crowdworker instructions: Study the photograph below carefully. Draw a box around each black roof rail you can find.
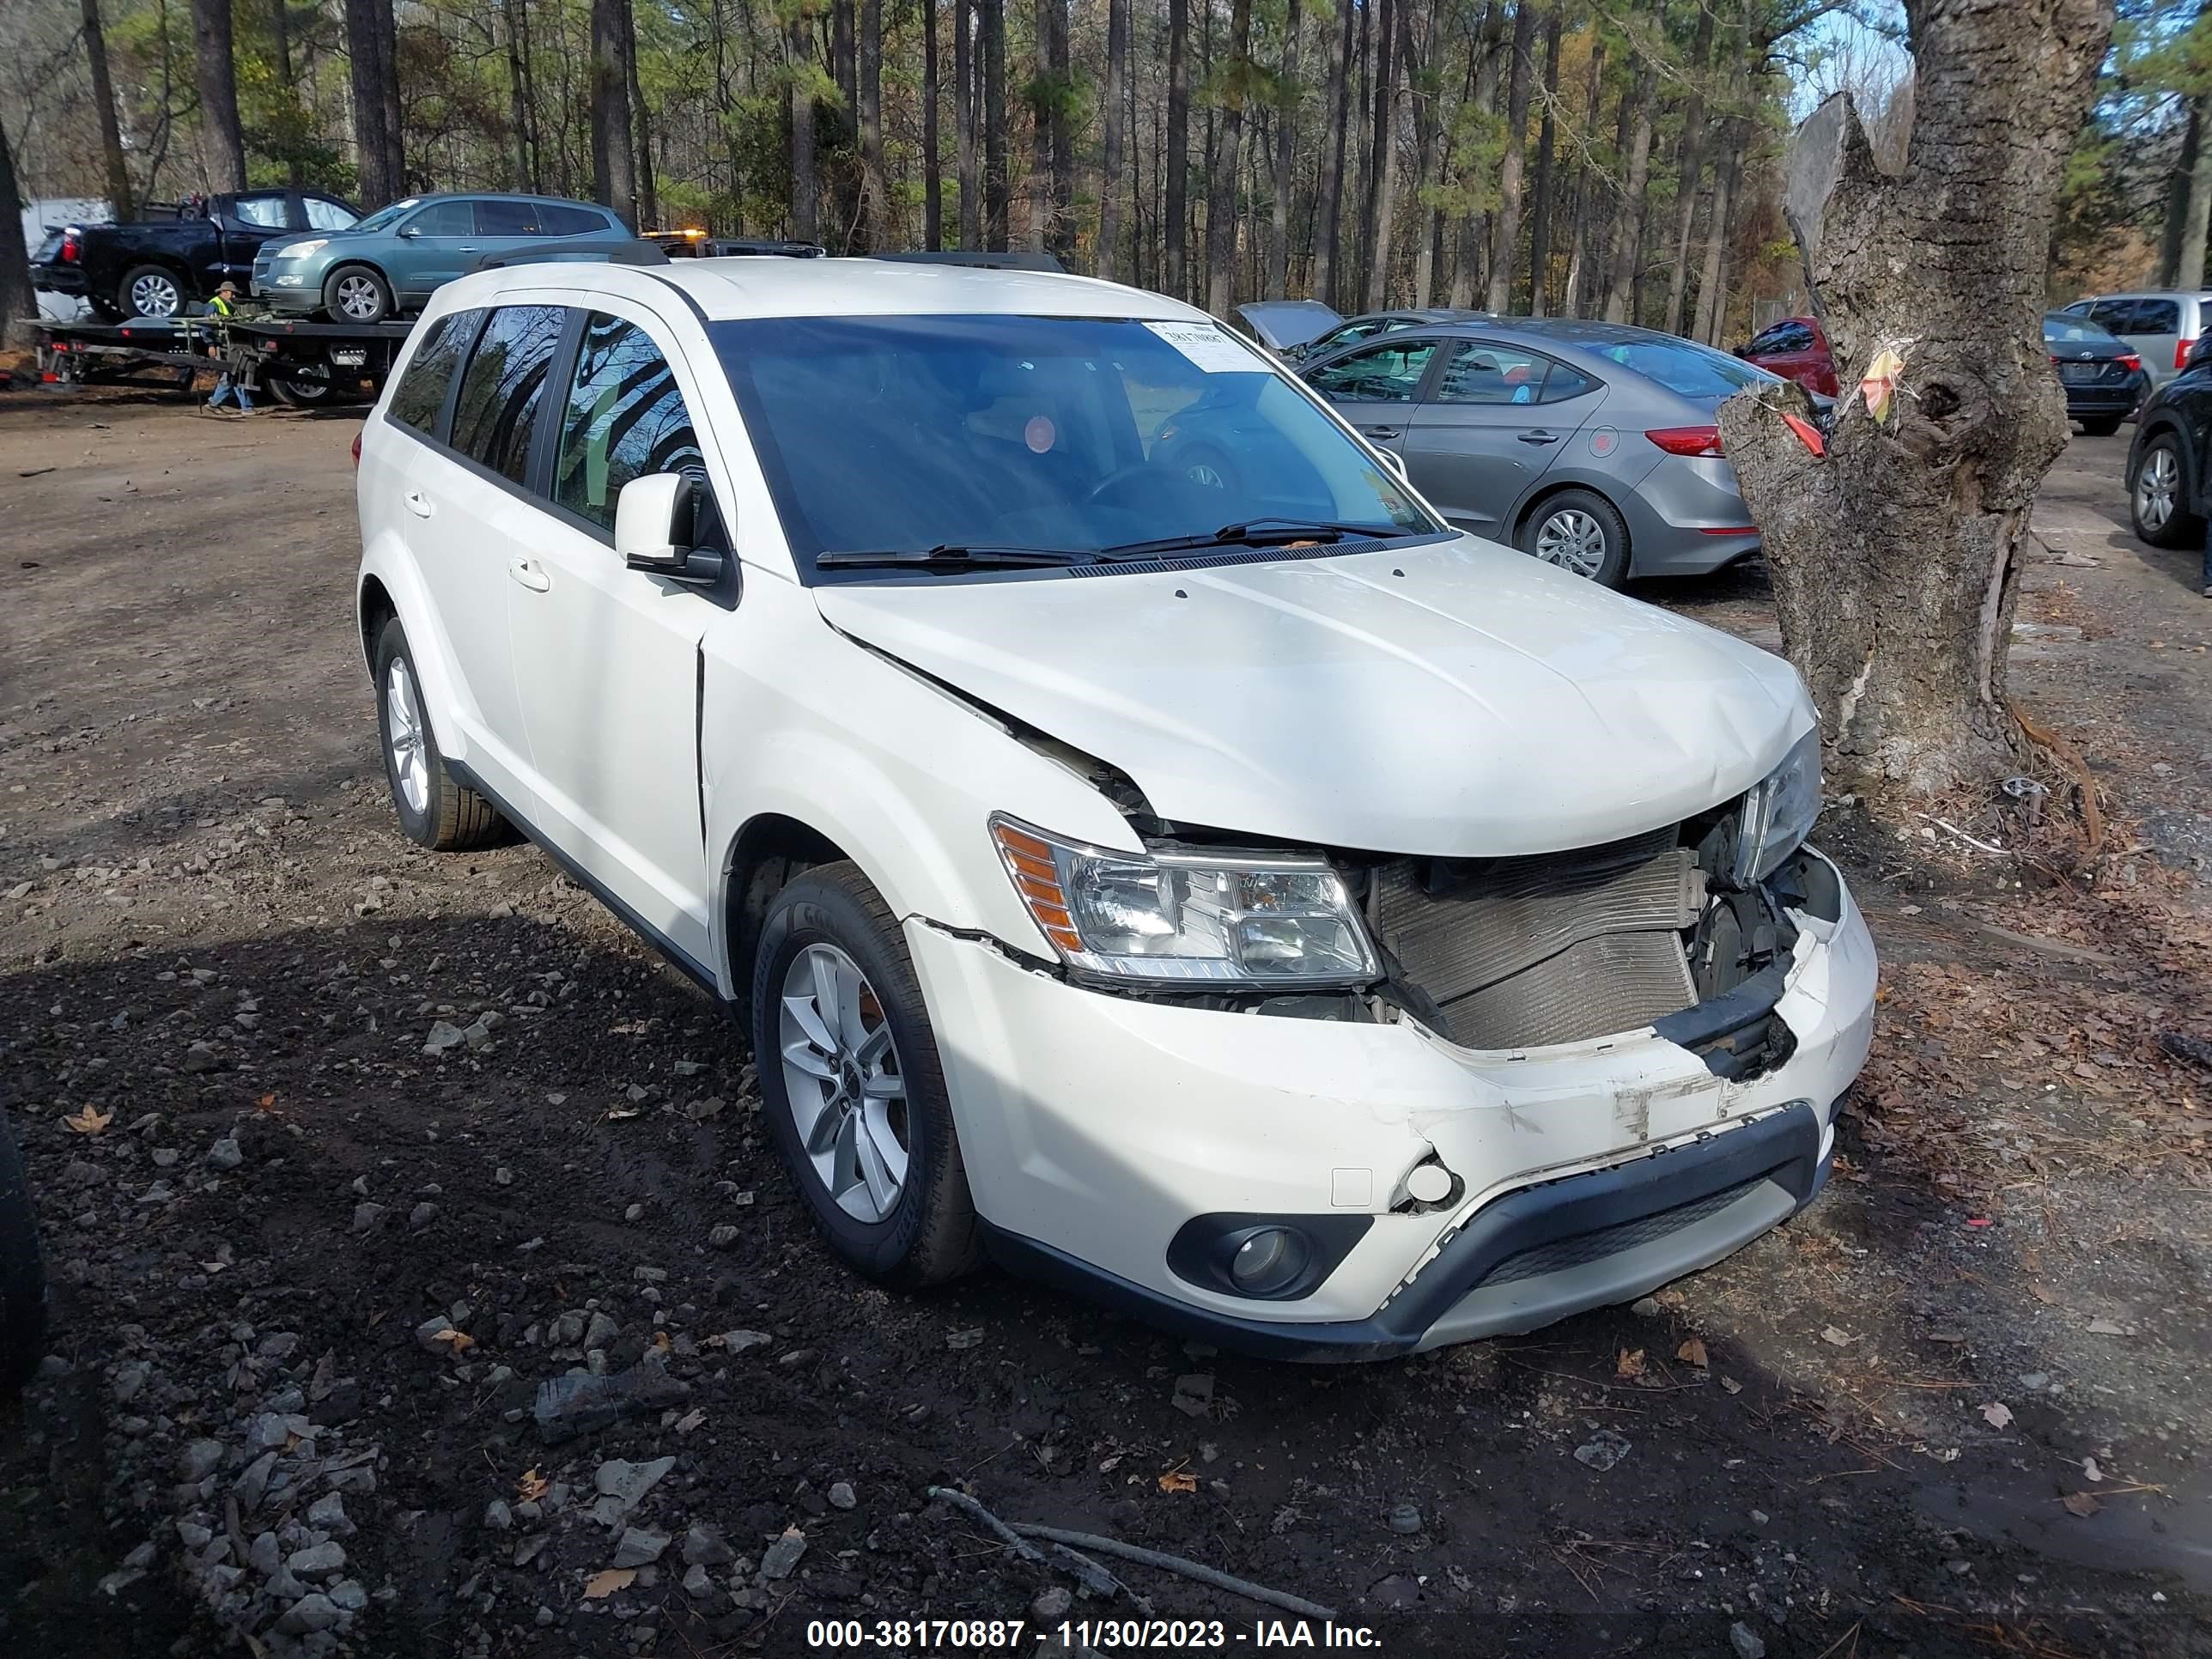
[872,250,1066,273]
[472,239,672,272]
[698,238,826,258]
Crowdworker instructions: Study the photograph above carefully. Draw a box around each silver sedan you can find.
[1297,319,1786,586]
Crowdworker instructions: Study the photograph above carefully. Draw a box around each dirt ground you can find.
[1,389,2208,1659]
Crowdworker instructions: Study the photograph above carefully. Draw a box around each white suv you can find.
[354,253,1876,1359]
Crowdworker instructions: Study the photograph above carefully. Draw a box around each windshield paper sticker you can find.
[1144,320,1268,373]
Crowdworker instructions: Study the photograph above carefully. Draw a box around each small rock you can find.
[592,1455,678,1515]
[682,1562,713,1597]
[611,1527,669,1568]
[484,1498,513,1531]
[409,1201,438,1230]
[422,1020,467,1054]
[277,1593,341,1636]
[495,1167,513,1186]
[759,1527,807,1581]
[1573,1430,1632,1472]
[708,1224,739,1249]
[352,1202,386,1233]
[1386,1502,1422,1535]
[176,1439,225,1482]
[327,1579,368,1613]
[583,1310,621,1350]
[1032,1586,1074,1621]
[680,1524,734,1567]
[181,1042,222,1073]
[1729,1622,1767,1659]
[287,1540,346,1578]
[415,1314,464,1353]
[720,1329,771,1354]
[249,1532,283,1577]
[306,1493,352,1535]
[945,1328,986,1352]
[1631,1297,1662,1318]
[206,1136,243,1171]
[1750,1509,1770,1526]
[1171,1372,1214,1417]
[828,1481,856,1511]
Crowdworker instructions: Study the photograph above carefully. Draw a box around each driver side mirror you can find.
[617,473,726,587]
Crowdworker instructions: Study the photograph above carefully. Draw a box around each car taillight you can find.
[1645,425,1725,458]
[60,229,80,264]
[2118,352,2142,372]
[2179,338,2196,371]
[349,429,362,468]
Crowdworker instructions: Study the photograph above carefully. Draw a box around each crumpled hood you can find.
[815,536,1812,857]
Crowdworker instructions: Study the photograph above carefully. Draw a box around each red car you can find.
[1736,316,1837,398]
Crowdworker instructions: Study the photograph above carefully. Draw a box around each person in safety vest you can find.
[201,283,255,415]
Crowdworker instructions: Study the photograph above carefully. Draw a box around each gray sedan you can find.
[1297,319,1783,585]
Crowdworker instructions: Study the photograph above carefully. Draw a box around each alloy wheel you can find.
[131,272,180,319]
[336,275,382,322]
[1534,508,1609,580]
[2138,447,2178,535]
[778,943,910,1224]
[384,657,430,816]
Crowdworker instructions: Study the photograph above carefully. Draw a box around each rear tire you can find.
[2077,416,2123,438]
[118,264,185,319]
[325,264,393,325]
[752,862,980,1289]
[2130,432,2202,549]
[0,1109,47,1392]
[267,366,336,408]
[372,620,506,851]
[1520,487,1632,586]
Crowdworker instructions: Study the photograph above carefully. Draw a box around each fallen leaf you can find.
[2028,1284,2057,1304]
[516,1469,549,1503]
[1980,1401,2014,1429]
[2061,1491,2102,1518]
[63,1104,113,1135]
[1676,1338,1710,1370]
[582,1567,637,1599]
[428,1328,474,1354]
[1158,1470,1198,1494]
[1820,1326,1855,1347]
[674,1408,706,1434]
[256,1093,278,1112]
[1614,1347,1646,1380]
[650,1332,672,1355]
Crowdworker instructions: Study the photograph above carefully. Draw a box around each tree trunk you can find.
[1525,3,1561,314]
[1405,2,1437,309]
[625,0,656,229]
[1561,28,1604,315]
[1098,0,1129,279]
[1601,2,1658,324]
[1692,118,1741,344]
[0,115,37,347]
[1267,0,1301,298]
[344,0,404,206]
[1312,0,1354,308]
[924,0,943,248]
[592,0,635,216]
[983,0,1009,249]
[788,16,818,240]
[1486,1,1540,312]
[191,0,247,190]
[1449,1,1507,310]
[2159,97,2203,289]
[859,0,887,248]
[2177,91,2212,294]
[1714,0,2114,800]
[1049,0,1074,259]
[1362,0,1399,312]
[1660,0,1717,335]
[1205,0,1255,317]
[82,0,135,218]
[957,0,979,246]
[1164,0,1191,298]
[501,0,536,192]
[1029,0,1053,251]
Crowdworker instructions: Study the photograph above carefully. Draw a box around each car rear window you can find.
[2044,316,2123,348]
[386,310,480,435]
[450,305,568,484]
[1585,337,1771,398]
[2134,300,2181,332]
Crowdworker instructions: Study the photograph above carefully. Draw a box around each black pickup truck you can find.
[32,188,361,320]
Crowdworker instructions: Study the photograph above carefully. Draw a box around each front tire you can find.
[325,264,393,325]
[372,621,505,851]
[1521,487,1632,586]
[752,863,979,1288]
[2131,432,2202,549]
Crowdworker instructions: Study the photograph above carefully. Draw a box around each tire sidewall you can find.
[119,264,182,319]
[751,880,949,1281]
[372,623,441,848]
[1523,489,1631,586]
[325,266,392,325]
[2132,434,2195,547]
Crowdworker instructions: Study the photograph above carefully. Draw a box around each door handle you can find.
[404,489,434,518]
[1517,430,1562,446]
[507,556,551,593]
[1362,426,1402,441]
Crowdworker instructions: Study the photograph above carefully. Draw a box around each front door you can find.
[393,200,481,302]
[505,307,717,971]
[1302,336,1442,454]
[1401,342,1601,537]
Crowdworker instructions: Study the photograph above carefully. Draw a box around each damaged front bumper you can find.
[906,846,1876,1360]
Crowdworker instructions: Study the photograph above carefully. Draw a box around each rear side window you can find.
[304,197,357,231]
[386,310,479,434]
[449,305,568,484]
[1433,343,1550,405]
[2137,299,2181,332]
[540,204,607,236]
[477,199,544,235]
[233,194,290,229]
[554,315,704,532]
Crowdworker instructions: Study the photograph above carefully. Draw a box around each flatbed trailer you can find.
[29,314,416,408]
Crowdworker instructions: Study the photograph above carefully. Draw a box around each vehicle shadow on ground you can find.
[3,915,2198,1656]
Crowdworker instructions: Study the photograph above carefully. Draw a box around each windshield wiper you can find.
[816,544,1093,571]
[1100,518,1410,558]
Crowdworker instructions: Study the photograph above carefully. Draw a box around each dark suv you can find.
[2125,335,2212,547]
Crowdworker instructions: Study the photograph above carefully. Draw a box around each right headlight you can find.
[990,816,1378,988]
[1734,726,1822,884]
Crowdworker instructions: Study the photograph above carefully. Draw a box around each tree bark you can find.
[501,0,538,193]
[1164,0,1191,298]
[344,0,404,207]
[1312,0,1354,309]
[957,0,980,246]
[1692,119,1741,343]
[625,0,656,229]
[1267,0,1301,298]
[1048,0,1074,259]
[2159,96,2203,289]
[1714,0,2115,800]
[859,0,887,248]
[191,0,247,190]
[1362,0,1400,312]
[1098,0,1129,279]
[1561,28,1604,315]
[788,15,818,240]
[1660,0,1717,336]
[2177,90,2212,294]
[1449,1,1507,310]
[1601,0,1658,324]
[1525,3,1561,314]
[924,0,943,248]
[82,0,135,218]
[983,0,1009,249]
[1486,0,1540,312]
[1028,0,1053,251]
[592,0,636,217]
[0,115,38,346]
[1206,0,1255,318]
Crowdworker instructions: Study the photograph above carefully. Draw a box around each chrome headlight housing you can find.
[991,816,1379,987]
[278,239,328,260]
[1735,726,1822,884]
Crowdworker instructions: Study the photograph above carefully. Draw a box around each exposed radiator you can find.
[1371,827,1701,1048]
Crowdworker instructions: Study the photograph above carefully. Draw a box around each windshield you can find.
[349,198,421,234]
[1586,336,1778,399]
[2044,315,2123,348]
[709,314,1437,579]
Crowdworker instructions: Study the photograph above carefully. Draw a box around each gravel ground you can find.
[1,392,2207,1659]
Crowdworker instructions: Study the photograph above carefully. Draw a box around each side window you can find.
[554,314,707,534]
[539,204,607,236]
[232,194,289,229]
[406,201,474,236]
[1771,322,1814,351]
[1305,339,1438,404]
[1540,362,1599,403]
[304,197,358,231]
[2136,299,2180,334]
[2089,300,2138,332]
[448,305,568,485]
[1432,343,1551,405]
[386,310,479,435]
[477,199,544,236]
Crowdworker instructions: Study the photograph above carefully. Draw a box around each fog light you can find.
[1227,1226,1310,1295]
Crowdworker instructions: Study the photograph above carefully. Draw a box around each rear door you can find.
[212,191,297,287]
[1302,335,1443,453]
[503,305,720,970]
[473,199,546,268]
[1401,342,1603,537]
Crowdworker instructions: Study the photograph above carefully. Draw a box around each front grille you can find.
[1474,1176,1763,1289]
[1372,827,1699,1048]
